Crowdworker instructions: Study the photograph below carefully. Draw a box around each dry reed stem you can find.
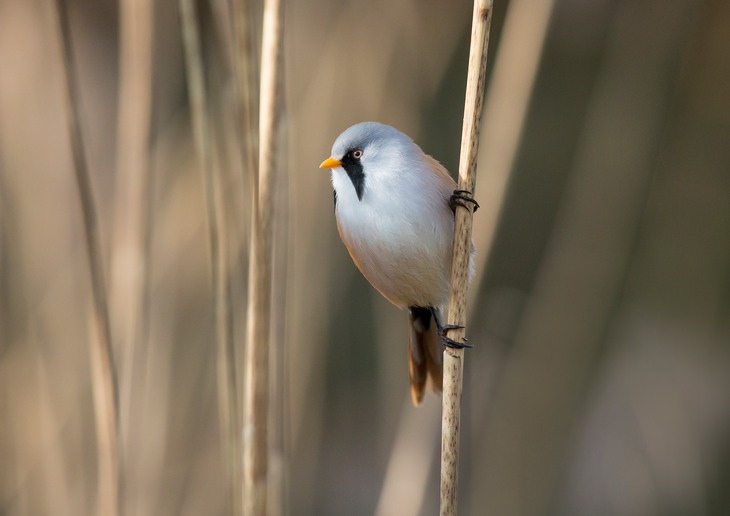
[112,0,153,454]
[243,0,285,513]
[219,0,262,511]
[232,0,260,186]
[52,1,120,515]
[179,0,240,514]
[268,119,290,516]
[441,1,493,514]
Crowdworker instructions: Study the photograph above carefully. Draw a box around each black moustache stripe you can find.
[341,157,365,201]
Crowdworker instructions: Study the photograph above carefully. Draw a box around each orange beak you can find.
[319,156,342,169]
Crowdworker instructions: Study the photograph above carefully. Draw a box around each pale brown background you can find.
[1,0,729,515]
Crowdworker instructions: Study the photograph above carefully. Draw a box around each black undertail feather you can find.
[410,306,432,332]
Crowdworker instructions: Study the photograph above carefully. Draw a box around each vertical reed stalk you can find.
[52,1,120,515]
[179,0,239,514]
[441,1,493,514]
[112,0,153,453]
[243,0,285,512]
[268,121,289,516]
[232,0,260,194]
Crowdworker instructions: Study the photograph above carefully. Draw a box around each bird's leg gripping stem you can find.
[430,307,473,349]
[450,189,480,213]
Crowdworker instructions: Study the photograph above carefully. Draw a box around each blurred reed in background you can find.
[1,0,729,515]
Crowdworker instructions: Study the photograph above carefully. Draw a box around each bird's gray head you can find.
[320,122,419,201]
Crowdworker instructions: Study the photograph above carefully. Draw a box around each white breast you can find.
[332,158,456,309]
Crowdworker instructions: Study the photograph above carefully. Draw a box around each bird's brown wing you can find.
[408,307,444,405]
[424,154,458,188]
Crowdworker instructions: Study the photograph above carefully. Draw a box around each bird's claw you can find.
[450,189,480,213]
[441,335,474,349]
[438,323,473,349]
[440,323,465,333]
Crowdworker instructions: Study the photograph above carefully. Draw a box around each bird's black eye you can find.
[352,149,363,159]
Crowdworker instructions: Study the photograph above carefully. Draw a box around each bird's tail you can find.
[408,307,444,406]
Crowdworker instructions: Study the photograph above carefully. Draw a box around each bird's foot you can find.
[450,189,480,213]
[435,320,473,349]
[442,338,473,349]
[430,307,474,349]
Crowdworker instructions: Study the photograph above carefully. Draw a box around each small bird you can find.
[320,122,478,405]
